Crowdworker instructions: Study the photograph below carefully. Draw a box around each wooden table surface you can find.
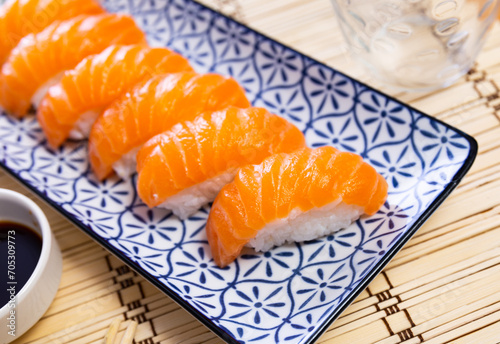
[2,0,500,343]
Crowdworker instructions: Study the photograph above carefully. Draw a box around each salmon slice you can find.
[37,45,193,148]
[0,0,104,64]
[136,106,306,219]
[206,146,389,267]
[0,13,146,117]
[88,72,251,181]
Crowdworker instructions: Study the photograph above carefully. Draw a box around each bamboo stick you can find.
[119,321,138,344]
[103,318,122,344]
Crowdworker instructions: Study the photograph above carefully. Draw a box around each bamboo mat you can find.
[2,0,500,343]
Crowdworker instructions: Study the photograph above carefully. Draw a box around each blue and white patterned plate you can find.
[0,0,477,343]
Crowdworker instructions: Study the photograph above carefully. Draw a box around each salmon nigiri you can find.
[37,45,194,148]
[88,72,251,181]
[0,0,104,64]
[136,106,306,219]
[206,146,389,267]
[0,13,146,117]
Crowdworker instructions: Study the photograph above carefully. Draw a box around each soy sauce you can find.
[0,222,42,307]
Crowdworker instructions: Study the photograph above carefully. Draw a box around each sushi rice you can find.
[158,169,237,220]
[112,147,142,180]
[69,110,103,140]
[248,201,364,252]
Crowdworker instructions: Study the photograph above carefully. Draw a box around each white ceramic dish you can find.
[0,189,62,343]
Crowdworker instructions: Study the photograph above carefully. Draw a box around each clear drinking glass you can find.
[330,0,499,91]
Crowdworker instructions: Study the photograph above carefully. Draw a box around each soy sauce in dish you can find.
[0,222,42,307]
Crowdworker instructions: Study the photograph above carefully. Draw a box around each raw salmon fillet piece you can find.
[37,44,193,147]
[0,13,146,117]
[88,72,251,180]
[206,146,389,267]
[0,0,104,64]
[136,106,306,218]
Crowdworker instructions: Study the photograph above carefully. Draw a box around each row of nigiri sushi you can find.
[0,0,389,267]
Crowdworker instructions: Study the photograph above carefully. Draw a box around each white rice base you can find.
[112,146,141,180]
[113,146,237,219]
[247,200,364,252]
[68,109,101,140]
[31,72,65,108]
[158,170,236,220]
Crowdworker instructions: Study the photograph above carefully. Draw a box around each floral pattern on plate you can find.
[0,0,476,343]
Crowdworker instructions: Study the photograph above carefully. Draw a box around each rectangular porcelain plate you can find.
[0,0,477,343]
